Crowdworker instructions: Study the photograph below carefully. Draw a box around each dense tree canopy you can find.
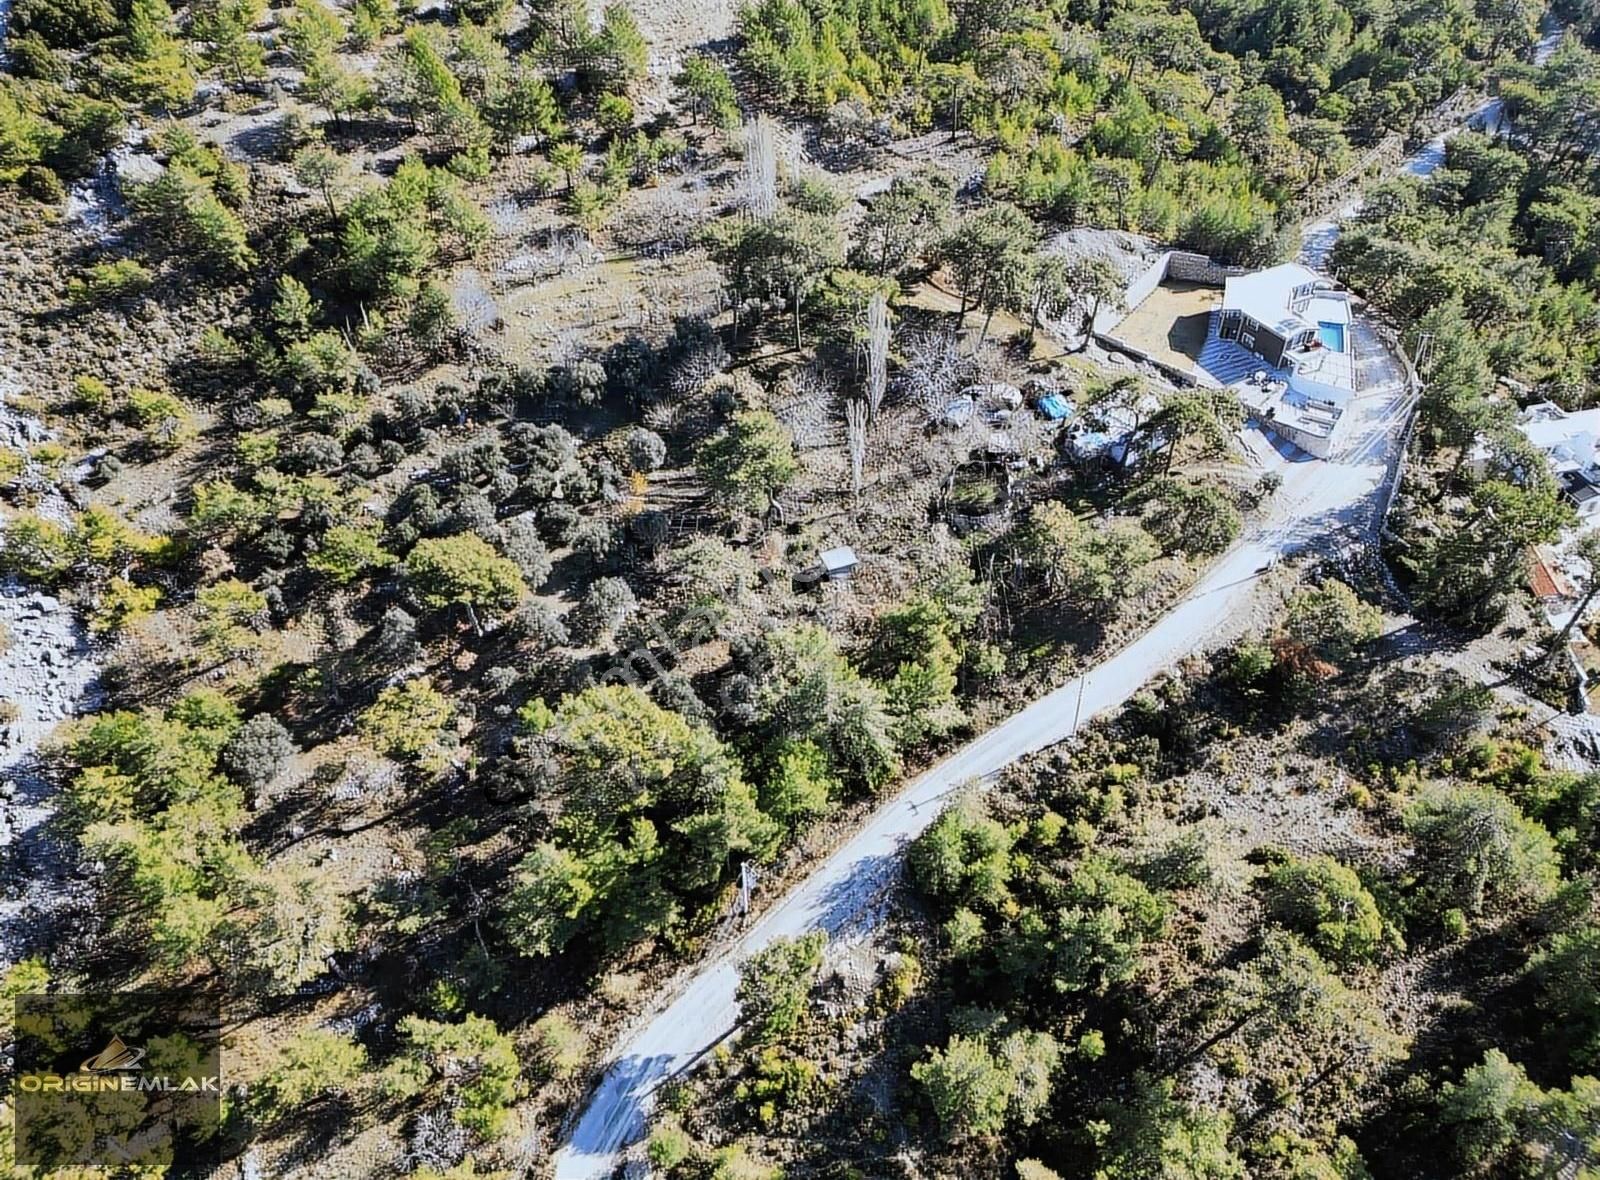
[502,686,780,957]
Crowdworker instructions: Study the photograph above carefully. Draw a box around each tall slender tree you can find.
[865,290,889,419]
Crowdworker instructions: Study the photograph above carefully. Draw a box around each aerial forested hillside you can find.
[0,0,1595,1175]
[655,592,1600,1177]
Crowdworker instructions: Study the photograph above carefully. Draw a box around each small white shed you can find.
[818,546,860,581]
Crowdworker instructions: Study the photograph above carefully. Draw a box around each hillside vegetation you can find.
[0,0,1595,1174]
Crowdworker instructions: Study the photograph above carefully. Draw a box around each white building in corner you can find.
[1474,401,1600,522]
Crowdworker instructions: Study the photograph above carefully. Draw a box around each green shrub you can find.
[359,678,454,766]
[734,1047,817,1124]
[528,1011,588,1080]
[648,1116,693,1169]
[390,1014,519,1139]
[597,92,634,137]
[252,1029,368,1123]
[68,260,155,308]
[1261,854,1391,964]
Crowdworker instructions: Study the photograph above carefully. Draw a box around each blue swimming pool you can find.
[1317,321,1346,352]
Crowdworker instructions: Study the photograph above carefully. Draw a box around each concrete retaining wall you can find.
[1111,250,1172,328]
[1093,248,1291,391]
[1089,331,1207,389]
[1264,414,1336,459]
[1101,249,1245,336]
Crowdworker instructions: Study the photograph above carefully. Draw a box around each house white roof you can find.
[1520,407,1600,467]
[819,546,858,572]
[1223,263,1346,339]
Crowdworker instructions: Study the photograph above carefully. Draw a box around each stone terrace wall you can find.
[1165,251,1246,285]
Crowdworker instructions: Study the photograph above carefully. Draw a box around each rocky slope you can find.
[0,579,101,978]
[0,377,103,979]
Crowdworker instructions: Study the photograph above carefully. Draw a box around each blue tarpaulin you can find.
[1037,393,1073,420]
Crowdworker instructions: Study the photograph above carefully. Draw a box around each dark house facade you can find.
[1217,309,1291,367]
[1217,263,1347,372]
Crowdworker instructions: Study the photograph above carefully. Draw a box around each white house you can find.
[1518,402,1600,469]
[1220,264,1352,378]
[1215,263,1359,459]
[1477,402,1600,522]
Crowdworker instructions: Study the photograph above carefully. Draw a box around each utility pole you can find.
[1071,673,1088,736]
[1413,331,1435,377]
[738,861,758,920]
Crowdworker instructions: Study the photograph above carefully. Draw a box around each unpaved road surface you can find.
[1301,19,1565,269]
[553,348,1413,1178]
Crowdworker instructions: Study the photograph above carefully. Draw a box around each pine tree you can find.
[675,53,738,128]
[114,0,196,108]
[286,0,372,120]
[192,0,267,86]
[399,27,489,152]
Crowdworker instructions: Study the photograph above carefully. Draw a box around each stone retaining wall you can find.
[1164,251,1246,285]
